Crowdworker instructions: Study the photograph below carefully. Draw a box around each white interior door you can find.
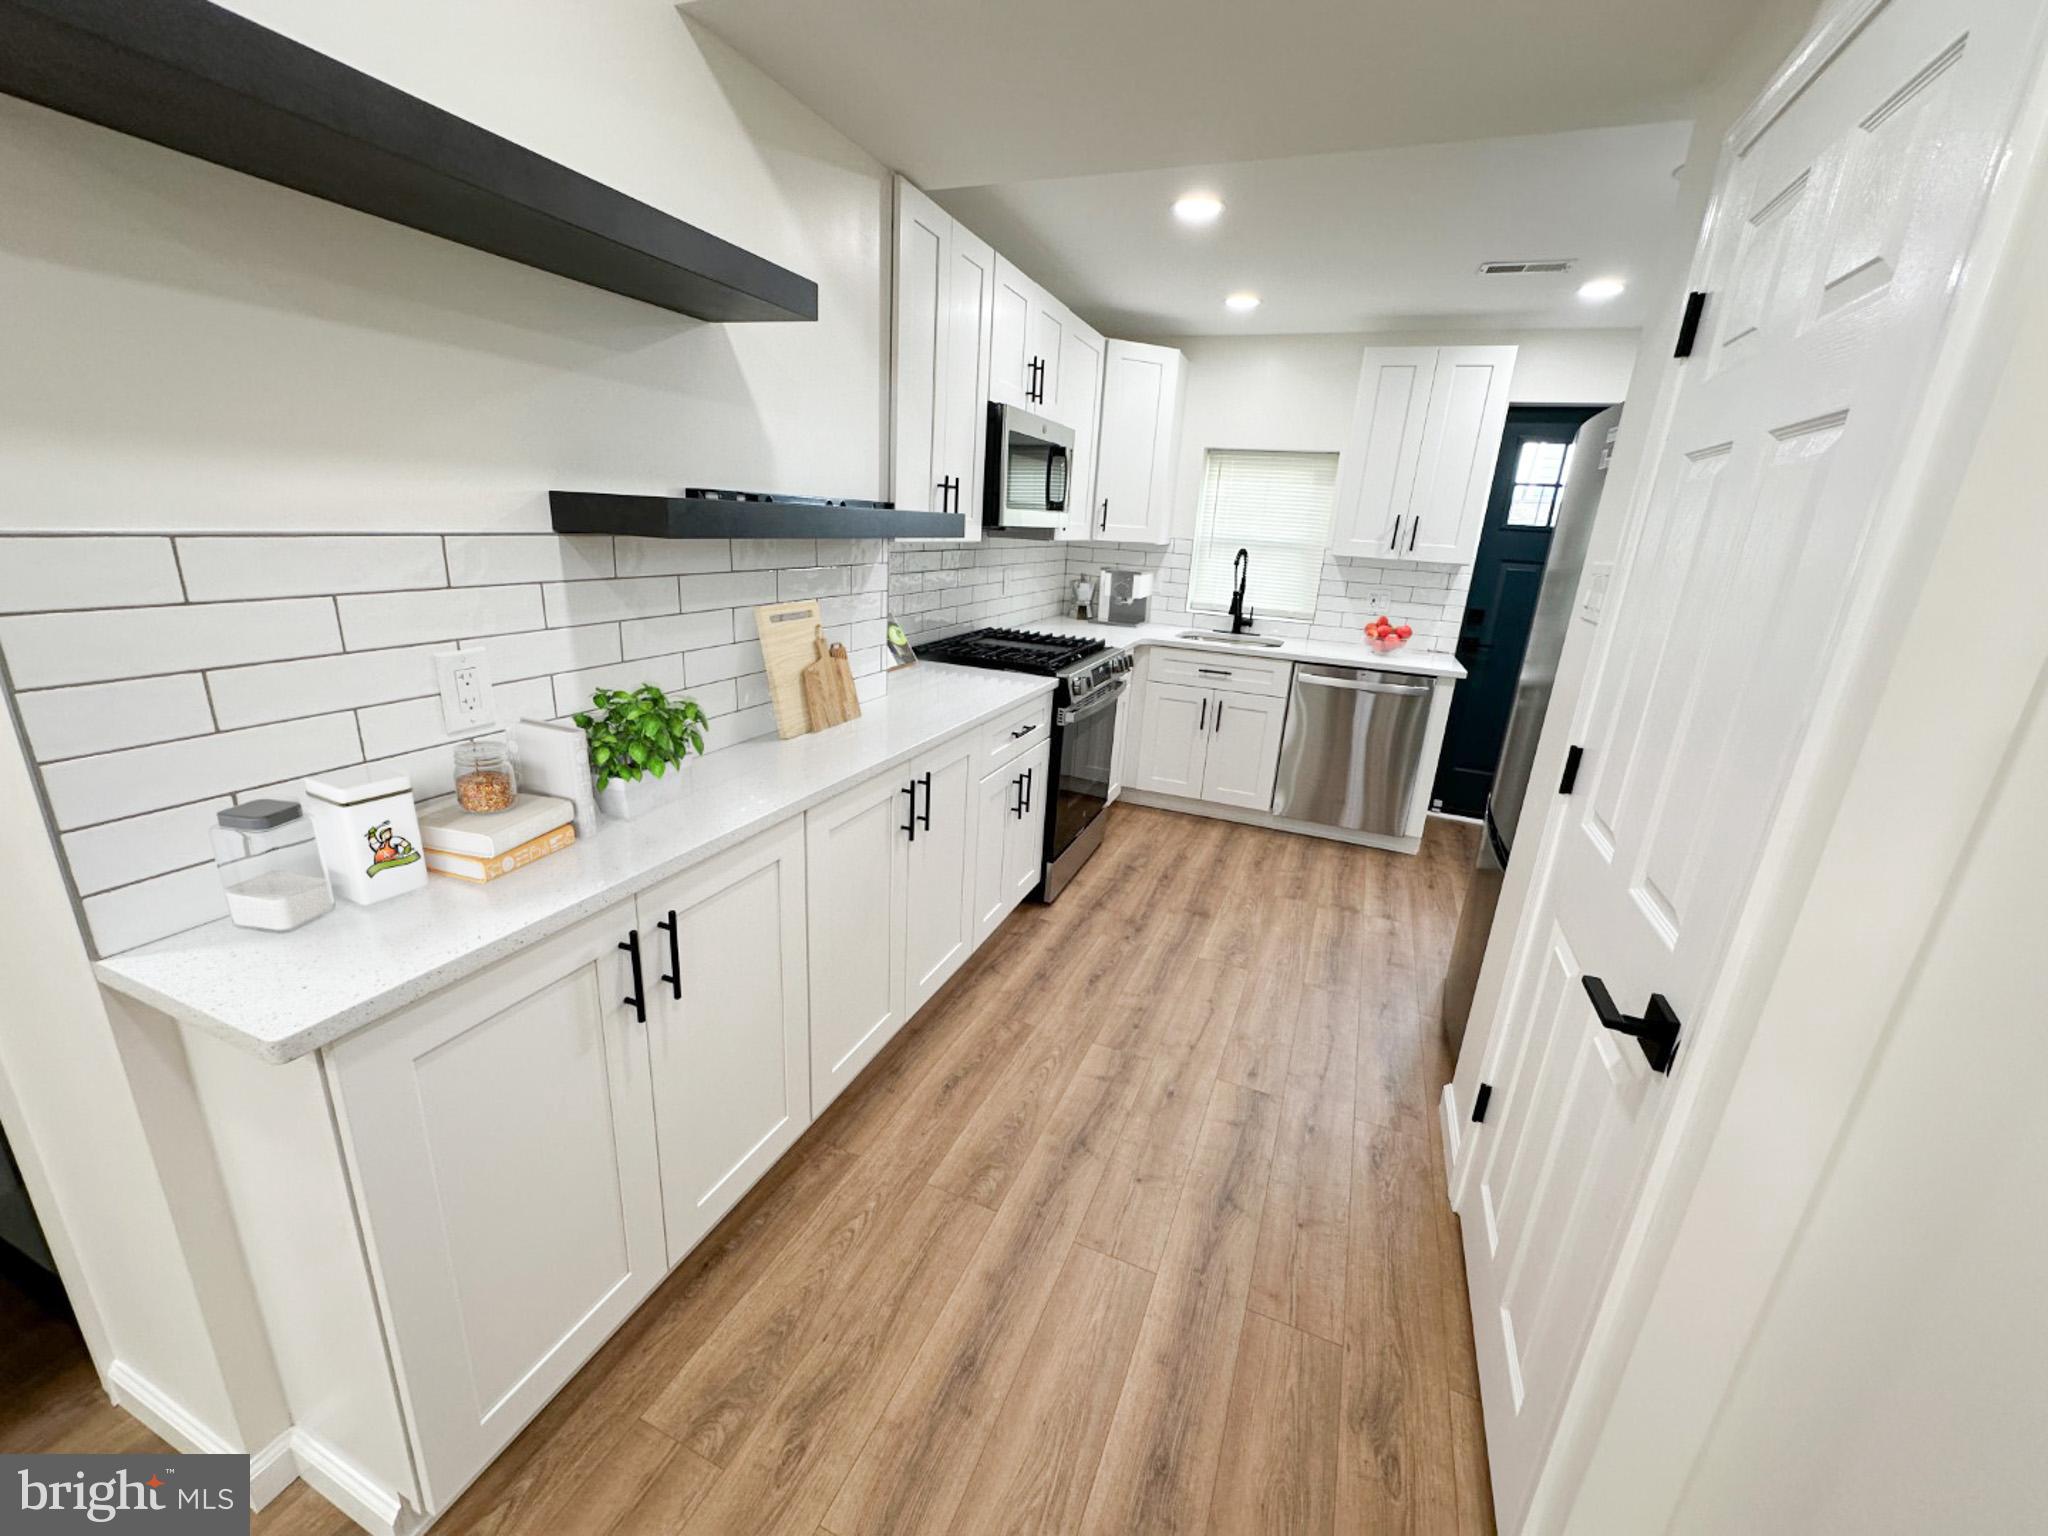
[903,737,978,1015]
[1460,4,2041,1529]
[805,770,907,1113]
[890,179,949,515]
[1130,681,1210,797]
[641,820,810,1265]
[1199,690,1286,811]
[942,219,995,538]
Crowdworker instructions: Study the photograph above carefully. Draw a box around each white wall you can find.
[1154,328,1639,542]
[0,0,891,534]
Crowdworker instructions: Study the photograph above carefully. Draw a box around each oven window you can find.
[1005,436,1069,512]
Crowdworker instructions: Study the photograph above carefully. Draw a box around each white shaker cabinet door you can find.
[890,177,951,516]
[974,761,1021,946]
[1200,688,1288,811]
[990,256,1037,407]
[1403,344,1517,564]
[941,218,996,539]
[637,819,811,1265]
[324,903,664,1513]
[1330,346,1437,558]
[1056,319,1105,540]
[903,735,980,1016]
[1094,340,1184,543]
[1130,681,1212,798]
[805,769,909,1115]
[1006,739,1052,903]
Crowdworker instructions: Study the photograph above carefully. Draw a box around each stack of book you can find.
[418,792,576,883]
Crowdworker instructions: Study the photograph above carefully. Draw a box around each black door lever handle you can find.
[1581,975,1681,1074]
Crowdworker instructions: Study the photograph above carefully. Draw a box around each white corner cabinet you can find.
[142,690,1052,1530]
[1331,344,1517,564]
[891,176,1180,544]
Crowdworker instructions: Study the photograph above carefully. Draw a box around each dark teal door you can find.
[1430,404,1606,820]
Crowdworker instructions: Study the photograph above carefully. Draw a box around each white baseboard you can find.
[103,1363,412,1535]
[1439,1082,1464,1204]
[1119,789,1424,853]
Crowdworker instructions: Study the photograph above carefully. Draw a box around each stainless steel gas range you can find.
[915,627,1132,900]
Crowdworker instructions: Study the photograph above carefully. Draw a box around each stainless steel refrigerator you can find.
[1440,404,1622,1052]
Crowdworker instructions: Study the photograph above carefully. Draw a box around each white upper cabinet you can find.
[1056,317,1105,541]
[992,254,1069,412]
[891,178,992,536]
[1331,344,1516,564]
[1092,340,1185,544]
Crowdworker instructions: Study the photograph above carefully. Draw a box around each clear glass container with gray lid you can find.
[211,799,333,932]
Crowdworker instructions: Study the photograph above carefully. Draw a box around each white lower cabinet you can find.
[637,819,810,1265]
[325,904,665,1511]
[1130,680,1289,811]
[806,733,981,1112]
[975,738,1051,944]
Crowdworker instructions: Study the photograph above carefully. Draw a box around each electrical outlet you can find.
[1362,590,1391,615]
[436,649,496,733]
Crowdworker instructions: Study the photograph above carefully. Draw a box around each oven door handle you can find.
[1054,677,1127,725]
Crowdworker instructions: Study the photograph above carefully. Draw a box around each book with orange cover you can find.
[425,822,576,883]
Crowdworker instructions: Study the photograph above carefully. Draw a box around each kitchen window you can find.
[1189,449,1338,622]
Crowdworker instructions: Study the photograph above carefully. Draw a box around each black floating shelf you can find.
[0,0,818,323]
[552,492,964,542]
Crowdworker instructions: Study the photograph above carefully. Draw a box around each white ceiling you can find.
[680,0,1765,335]
[680,0,1765,188]
[934,123,1694,336]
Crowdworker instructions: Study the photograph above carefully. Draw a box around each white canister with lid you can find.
[303,772,428,905]
[212,798,333,931]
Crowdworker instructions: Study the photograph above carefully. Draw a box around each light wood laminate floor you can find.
[5,806,1493,1535]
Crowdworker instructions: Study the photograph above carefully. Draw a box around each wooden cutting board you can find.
[754,600,824,739]
[801,634,862,730]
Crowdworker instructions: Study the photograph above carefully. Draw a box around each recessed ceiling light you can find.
[1173,193,1224,225]
[1578,276,1627,302]
[1224,291,1261,312]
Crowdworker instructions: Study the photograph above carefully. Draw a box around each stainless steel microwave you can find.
[984,402,1072,538]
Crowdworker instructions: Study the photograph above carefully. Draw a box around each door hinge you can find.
[1472,1083,1493,1123]
[1674,290,1708,358]
[1559,744,1584,795]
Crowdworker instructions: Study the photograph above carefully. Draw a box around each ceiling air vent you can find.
[1478,259,1576,275]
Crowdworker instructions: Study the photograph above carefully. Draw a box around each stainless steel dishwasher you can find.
[1271,664,1435,835]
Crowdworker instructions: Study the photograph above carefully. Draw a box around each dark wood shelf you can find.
[0,0,818,323]
[551,492,965,542]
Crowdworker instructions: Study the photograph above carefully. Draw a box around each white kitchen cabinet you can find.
[1056,318,1105,541]
[1092,340,1185,543]
[636,819,810,1264]
[1129,679,1287,812]
[1199,689,1288,810]
[974,738,1051,944]
[992,255,1065,411]
[1331,344,1516,564]
[891,178,993,535]
[324,904,665,1509]
[903,734,980,1015]
[805,733,981,1110]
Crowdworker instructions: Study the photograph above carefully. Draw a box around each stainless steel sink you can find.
[1176,629,1287,648]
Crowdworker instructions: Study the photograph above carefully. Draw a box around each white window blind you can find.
[1190,449,1338,621]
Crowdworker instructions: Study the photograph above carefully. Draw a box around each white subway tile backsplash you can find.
[731,539,817,570]
[445,534,614,585]
[338,585,541,650]
[776,565,850,601]
[678,570,778,613]
[684,640,764,687]
[0,599,342,688]
[462,624,620,683]
[83,864,229,955]
[552,654,687,718]
[621,609,731,660]
[16,674,216,761]
[355,678,555,760]
[207,644,445,730]
[0,537,185,613]
[815,539,884,567]
[541,576,677,628]
[717,704,777,746]
[42,712,362,830]
[62,797,234,897]
[615,538,734,578]
[177,536,445,600]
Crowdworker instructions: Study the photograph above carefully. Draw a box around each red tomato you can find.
[1396,625,1412,639]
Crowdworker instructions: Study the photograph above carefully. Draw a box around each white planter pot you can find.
[596,766,689,820]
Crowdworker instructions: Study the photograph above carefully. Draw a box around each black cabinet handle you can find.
[1214,700,1224,735]
[1023,767,1033,814]
[1012,771,1026,819]
[901,781,917,841]
[619,932,646,1024]
[1581,975,1682,1074]
[657,910,681,1001]
[1388,515,1400,551]
[1099,498,1109,532]
[1009,722,1035,739]
[918,771,933,831]
[1409,517,1419,553]
[1196,667,1231,677]
[1199,697,1207,732]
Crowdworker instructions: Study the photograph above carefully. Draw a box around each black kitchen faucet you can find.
[1227,547,1256,634]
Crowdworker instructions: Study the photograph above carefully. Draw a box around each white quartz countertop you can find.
[1029,618,1467,679]
[95,666,1053,1065]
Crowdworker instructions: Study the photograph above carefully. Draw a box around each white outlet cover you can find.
[436,649,496,732]
[1363,591,1390,613]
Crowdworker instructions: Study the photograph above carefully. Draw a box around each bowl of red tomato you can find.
[1364,615,1412,653]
